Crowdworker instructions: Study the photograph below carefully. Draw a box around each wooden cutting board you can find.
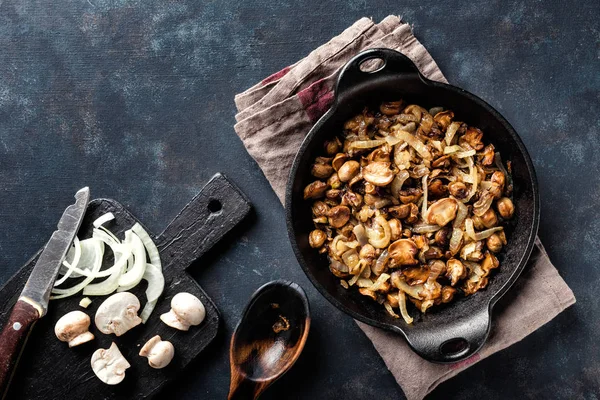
[0,173,251,400]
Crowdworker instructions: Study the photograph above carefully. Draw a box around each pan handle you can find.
[335,48,421,100]
[403,306,491,363]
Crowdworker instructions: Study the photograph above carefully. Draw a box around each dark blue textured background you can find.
[0,0,598,398]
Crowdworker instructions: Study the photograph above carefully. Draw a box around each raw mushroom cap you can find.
[91,342,130,385]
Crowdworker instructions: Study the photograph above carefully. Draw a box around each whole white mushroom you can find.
[91,342,130,385]
[160,292,205,331]
[95,292,142,336]
[139,335,175,369]
[54,310,94,347]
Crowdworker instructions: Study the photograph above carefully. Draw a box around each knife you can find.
[0,187,90,398]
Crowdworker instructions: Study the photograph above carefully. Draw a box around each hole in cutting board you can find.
[208,199,222,214]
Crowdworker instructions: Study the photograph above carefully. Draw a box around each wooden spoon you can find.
[228,280,310,400]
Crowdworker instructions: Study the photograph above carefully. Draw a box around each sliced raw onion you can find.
[93,212,115,228]
[138,263,165,323]
[132,223,162,271]
[117,231,146,288]
[51,239,104,299]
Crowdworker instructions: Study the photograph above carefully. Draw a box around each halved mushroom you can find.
[95,292,142,337]
[91,342,130,385]
[303,181,328,200]
[338,160,360,182]
[497,197,515,219]
[434,227,451,247]
[363,162,394,186]
[324,137,341,155]
[327,173,342,190]
[398,188,422,204]
[423,198,458,226]
[445,259,467,286]
[311,163,333,179]
[388,218,402,241]
[139,335,175,369]
[332,153,348,171]
[480,208,498,228]
[388,239,419,266]
[327,205,350,228]
[387,204,412,219]
[160,292,206,331]
[428,179,448,198]
[309,229,327,248]
[312,201,329,217]
[448,181,469,200]
[55,310,94,347]
[487,231,507,253]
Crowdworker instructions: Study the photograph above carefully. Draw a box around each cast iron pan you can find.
[285,48,539,363]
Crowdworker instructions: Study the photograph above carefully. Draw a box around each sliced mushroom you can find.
[388,218,402,242]
[160,292,206,331]
[139,335,175,369]
[434,227,451,247]
[441,286,457,303]
[423,198,458,226]
[428,179,448,198]
[388,239,419,266]
[402,266,429,285]
[387,204,412,219]
[362,162,394,186]
[55,310,94,347]
[91,342,130,385]
[95,292,142,337]
[303,181,328,200]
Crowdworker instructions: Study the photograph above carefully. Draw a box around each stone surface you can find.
[0,0,598,399]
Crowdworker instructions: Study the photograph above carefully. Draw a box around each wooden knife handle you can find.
[0,299,40,399]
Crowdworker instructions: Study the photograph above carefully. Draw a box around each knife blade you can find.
[0,187,90,398]
[19,187,90,316]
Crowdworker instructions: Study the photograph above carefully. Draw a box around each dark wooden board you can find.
[0,173,251,400]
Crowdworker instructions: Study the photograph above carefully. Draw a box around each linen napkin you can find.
[233,16,576,400]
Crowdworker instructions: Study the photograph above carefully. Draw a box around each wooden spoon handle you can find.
[228,378,264,400]
[0,299,40,398]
